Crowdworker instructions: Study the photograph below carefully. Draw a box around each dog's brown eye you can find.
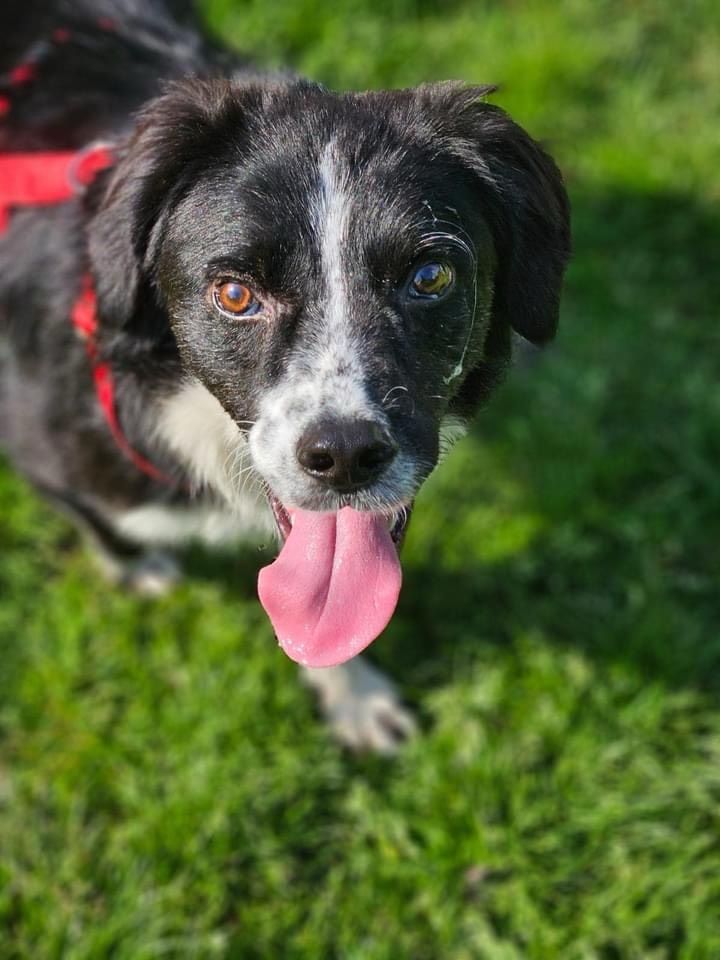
[410,262,454,299]
[212,281,261,318]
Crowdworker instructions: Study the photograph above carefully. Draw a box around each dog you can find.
[0,0,570,752]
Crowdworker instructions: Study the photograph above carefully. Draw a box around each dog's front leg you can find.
[300,656,416,754]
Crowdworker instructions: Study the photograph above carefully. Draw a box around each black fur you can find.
[0,0,570,547]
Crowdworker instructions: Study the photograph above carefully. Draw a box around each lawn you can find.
[2,0,720,957]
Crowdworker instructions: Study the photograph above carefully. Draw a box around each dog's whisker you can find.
[222,445,246,481]
[381,385,409,408]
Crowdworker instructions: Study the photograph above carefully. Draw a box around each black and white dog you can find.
[0,0,570,750]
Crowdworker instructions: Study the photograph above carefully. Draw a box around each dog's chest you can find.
[110,497,274,549]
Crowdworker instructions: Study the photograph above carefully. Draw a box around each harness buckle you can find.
[67,141,115,195]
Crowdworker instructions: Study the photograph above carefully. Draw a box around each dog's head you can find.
[89,78,570,665]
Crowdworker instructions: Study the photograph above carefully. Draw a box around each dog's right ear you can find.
[415,83,571,346]
[87,79,261,332]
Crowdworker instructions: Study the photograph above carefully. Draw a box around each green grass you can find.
[2,0,720,956]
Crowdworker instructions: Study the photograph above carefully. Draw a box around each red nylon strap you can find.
[70,276,175,485]
[0,152,75,231]
[0,145,175,486]
[0,146,113,231]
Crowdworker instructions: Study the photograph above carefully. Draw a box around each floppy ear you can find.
[87,78,261,333]
[419,83,571,345]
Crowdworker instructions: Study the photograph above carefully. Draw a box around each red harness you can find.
[1,20,175,485]
[0,145,175,485]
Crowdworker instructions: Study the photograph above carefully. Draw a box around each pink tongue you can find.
[257,507,402,668]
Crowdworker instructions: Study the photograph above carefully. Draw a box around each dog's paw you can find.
[98,549,182,597]
[301,656,417,754]
[122,551,182,596]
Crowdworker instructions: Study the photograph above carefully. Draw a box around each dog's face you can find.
[89,78,569,665]
[92,79,568,517]
[157,110,499,521]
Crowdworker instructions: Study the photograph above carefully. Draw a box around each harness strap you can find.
[0,147,113,230]
[71,277,176,485]
[0,139,175,485]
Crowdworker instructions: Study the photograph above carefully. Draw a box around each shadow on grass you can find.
[376,183,720,695]
[152,183,720,701]
[210,184,717,695]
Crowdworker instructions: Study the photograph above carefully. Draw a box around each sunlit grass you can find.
[2,0,720,956]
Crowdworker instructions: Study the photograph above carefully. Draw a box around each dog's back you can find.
[0,0,230,151]
[0,0,228,483]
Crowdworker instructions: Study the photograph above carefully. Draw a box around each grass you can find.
[2,0,720,956]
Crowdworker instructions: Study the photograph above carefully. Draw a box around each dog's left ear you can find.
[417,83,571,345]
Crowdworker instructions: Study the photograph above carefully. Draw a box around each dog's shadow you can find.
[181,181,720,702]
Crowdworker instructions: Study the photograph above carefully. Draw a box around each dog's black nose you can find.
[296,418,397,489]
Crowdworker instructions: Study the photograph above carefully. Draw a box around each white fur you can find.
[112,503,268,547]
[319,143,350,332]
[310,140,376,422]
[301,655,416,753]
[438,413,469,461]
[153,377,272,532]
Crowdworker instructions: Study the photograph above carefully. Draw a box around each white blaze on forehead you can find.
[248,140,415,509]
[318,141,350,329]
[309,140,374,418]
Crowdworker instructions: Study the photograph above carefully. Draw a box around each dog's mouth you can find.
[266,494,411,546]
[258,493,413,668]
